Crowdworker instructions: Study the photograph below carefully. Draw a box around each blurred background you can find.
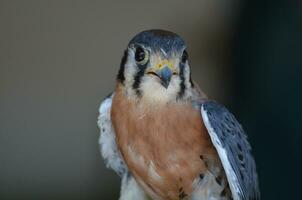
[0,0,301,199]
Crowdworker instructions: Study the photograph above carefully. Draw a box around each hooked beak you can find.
[158,66,173,88]
[147,61,177,88]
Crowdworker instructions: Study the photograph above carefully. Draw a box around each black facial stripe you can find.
[117,50,128,84]
[189,72,194,87]
[177,63,186,99]
[132,63,148,96]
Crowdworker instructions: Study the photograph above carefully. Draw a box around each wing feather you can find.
[201,101,260,200]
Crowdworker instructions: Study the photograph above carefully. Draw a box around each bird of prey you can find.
[98,30,260,200]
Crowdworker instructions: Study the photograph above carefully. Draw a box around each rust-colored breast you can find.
[111,86,219,200]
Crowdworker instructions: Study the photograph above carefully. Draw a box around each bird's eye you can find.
[135,46,149,65]
[181,50,188,63]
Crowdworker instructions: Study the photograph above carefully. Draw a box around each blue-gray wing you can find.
[201,101,260,200]
[97,93,127,177]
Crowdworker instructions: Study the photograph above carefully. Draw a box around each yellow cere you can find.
[156,59,175,71]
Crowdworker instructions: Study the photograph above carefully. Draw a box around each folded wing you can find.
[201,101,260,200]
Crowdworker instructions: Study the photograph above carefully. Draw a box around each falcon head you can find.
[117,29,195,104]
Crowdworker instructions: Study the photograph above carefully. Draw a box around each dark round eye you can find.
[181,50,188,63]
[135,46,149,65]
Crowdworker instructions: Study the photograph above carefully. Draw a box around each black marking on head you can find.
[129,29,186,56]
[117,50,128,83]
[177,63,186,99]
[181,50,188,63]
[132,63,148,96]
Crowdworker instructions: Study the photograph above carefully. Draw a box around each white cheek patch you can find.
[124,50,137,82]
[140,76,169,104]
[121,50,185,102]
[123,50,139,96]
[139,75,181,104]
[168,76,181,97]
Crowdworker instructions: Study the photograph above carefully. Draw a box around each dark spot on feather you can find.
[220,188,227,197]
[179,191,187,199]
[239,171,244,180]
[238,153,244,161]
[224,116,230,122]
[199,174,204,179]
[179,187,183,192]
[126,171,131,180]
[200,155,204,160]
[105,92,113,99]
[215,175,223,186]
[213,127,218,133]
[189,74,194,88]
[204,161,208,168]
[237,143,243,151]
[102,128,105,132]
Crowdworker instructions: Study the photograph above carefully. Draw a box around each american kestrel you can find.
[98,30,260,200]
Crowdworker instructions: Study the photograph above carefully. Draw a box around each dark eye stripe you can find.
[132,62,148,96]
[181,50,188,63]
[177,62,186,99]
[189,73,194,88]
[117,50,128,84]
